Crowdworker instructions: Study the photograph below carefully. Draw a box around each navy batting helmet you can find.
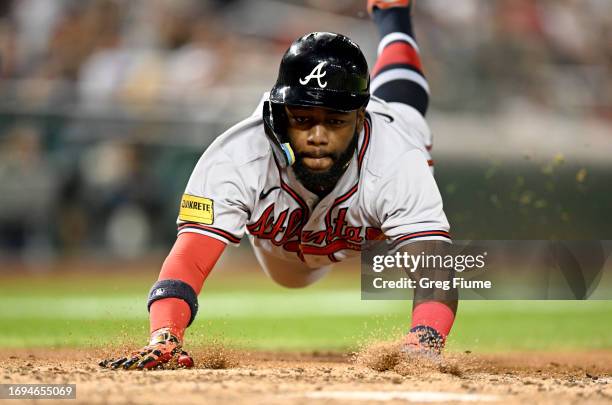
[263,32,370,167]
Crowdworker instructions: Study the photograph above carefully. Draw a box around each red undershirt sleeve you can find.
[149,232,226,339]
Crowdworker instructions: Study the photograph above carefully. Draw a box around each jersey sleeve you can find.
[374,149,450,248]
[176,149,252,245]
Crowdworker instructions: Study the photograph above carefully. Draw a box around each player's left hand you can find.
[99,328,193,370]
[402,325,445,357]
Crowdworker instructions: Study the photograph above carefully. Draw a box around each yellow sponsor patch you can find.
[179,194,214,224]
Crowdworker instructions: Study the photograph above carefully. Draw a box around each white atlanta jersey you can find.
[176,94,450,269]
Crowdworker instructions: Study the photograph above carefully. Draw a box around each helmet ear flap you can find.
[262,101,295,167]
[270,103,288,142]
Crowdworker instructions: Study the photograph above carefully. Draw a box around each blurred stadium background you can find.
[0,0,611,351]
[1,0,611,262]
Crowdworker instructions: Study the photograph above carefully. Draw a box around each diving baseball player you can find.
[102,0,457,370]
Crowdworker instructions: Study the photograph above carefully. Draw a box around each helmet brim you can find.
[270,85,369,113]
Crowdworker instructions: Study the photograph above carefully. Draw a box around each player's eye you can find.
[293,116,310,124]
[328,119,345,125]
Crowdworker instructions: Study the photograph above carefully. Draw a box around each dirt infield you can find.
[2,348,612,404]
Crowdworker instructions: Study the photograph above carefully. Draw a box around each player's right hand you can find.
[99,328,193,370]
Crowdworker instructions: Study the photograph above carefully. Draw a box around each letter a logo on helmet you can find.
[299,61,328,88]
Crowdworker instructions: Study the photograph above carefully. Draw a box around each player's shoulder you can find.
[363,96,432,178]
[203,105,271,168]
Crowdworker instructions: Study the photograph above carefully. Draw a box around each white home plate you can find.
[305,391,499,402]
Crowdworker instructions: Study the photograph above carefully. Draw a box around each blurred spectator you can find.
[0,125,58,260]
[0,11,17,78]
[77,0,229,109]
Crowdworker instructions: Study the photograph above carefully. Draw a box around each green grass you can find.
[1,271,612,352]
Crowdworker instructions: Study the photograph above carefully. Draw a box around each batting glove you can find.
[99,328,193,370]
[402,325,445,356]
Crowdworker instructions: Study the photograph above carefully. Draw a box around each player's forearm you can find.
[148,233,226,339]
[410,272,457,346]
[413,285,458,316]
[399,240,457,340]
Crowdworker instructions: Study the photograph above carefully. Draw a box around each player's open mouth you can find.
[302,156,334,171]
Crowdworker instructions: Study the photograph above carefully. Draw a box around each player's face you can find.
[285,105,366,196]
[285,106,365,173]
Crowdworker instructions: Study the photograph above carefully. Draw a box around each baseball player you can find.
[102,0,457,370]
